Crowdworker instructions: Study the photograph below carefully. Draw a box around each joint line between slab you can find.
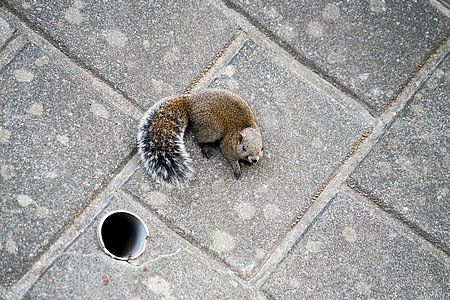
[248,127,374,286]
[0,18,19,53]
[120,192,247,278]
[0,3,145,113]
[213,0,376,122]
[184,29,246,93]
[347,178,450,256]
[430,0,450,17]
[3,151,140,299]
[0,31,27,70]
[377,29,450,116]
[219,0,372,115]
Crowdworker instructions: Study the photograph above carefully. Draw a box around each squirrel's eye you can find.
[261,146,264,151]
[242,145,246,152]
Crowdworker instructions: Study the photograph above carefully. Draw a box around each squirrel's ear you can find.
[238,133,244,143]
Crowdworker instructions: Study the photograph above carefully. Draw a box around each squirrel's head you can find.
[236,128,263,165]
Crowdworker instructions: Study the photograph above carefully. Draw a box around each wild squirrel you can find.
[137,88,263,186]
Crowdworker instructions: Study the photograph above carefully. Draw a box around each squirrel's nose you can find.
[251,158,258,164]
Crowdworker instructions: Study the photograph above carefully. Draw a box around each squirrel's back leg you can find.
[199,144,214,159]
[193,126,222,159]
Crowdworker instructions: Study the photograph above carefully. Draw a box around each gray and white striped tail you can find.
[137,99,193,186]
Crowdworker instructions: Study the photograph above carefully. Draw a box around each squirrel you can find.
[137,88,263,186]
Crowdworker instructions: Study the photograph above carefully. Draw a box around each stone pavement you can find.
[0,0,448,299]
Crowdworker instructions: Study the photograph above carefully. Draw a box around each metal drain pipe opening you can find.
[97,210,149,260]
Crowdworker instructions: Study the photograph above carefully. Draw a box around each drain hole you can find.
[97,211,148,260]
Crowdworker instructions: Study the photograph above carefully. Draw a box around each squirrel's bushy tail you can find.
[137,96,193,186]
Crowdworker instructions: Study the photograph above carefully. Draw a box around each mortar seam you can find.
[347,178,450,256]
[0,2,145,112]
[220,0,375,116]
[247,127,374,287]
[184,29,246,93]
[121,189,245,276]
[377,28,450,116]
[3,149,139,299]
[0,31,27,70]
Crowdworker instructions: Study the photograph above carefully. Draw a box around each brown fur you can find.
[149,96,189,151]
[188,89,258,141]
[187,89,262,178]
[139,88,262,183]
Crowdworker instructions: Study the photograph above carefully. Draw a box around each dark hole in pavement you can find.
[99,211,148,259]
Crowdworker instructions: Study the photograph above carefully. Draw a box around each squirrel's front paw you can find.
[200,145,213,159]
[233,171,241,180]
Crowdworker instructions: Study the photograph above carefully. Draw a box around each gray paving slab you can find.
[0,42,135,287]
[0,14,15,49]
[4,0,238,108]
[23,191,254,299]
[261,192,449,299]
[349,55,450,249]
[226,0,449,112]
[122,40,374,278]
